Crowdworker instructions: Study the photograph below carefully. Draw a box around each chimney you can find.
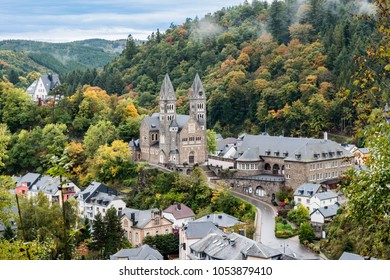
[324,132,328,141]
[177,203,181,211]
[130,213,135,223]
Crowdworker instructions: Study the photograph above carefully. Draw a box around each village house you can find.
[162,203,195,229]
[26,73,60,102]
[121,208,173,247]
[189,231,284,260]
[293,183,339,213]
[179,221,222,260]
[110,245,163,260]
[351,147,370,166]
[193,213,244,231]
[15,172,80,205]
[74,181,125,220]
[132,74,207,172]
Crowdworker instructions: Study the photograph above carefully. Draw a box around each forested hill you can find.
[0,39,126,76]
[71,0,387,140]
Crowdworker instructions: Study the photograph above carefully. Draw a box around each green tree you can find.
[206,129,217,154]
[83,120,117,157]
[0,87,38,132]
[299,222,315,244]
[0,124,11,168]
[287,204,310,226]
[91,212,106,258]
[0,176,15,225]
[103,207,125,259]
[143,233,179,259]
[267,0,290,44]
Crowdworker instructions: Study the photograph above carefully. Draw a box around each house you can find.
[121,208,173,247]
[14,172,41,195]
[179,221,222,260]
[310,191,338,213]
[15,173,80,205]
[192,213,244,231]
[110,245,163,260]
[26,73,60,102]
[310,203,340,225]
[162,203,195,228]
[74,181,125,220]
[28,175,80,205]
[293,183,323,210]
[189,231,283,260]
[352,147,370,166]
[135,74,207,171]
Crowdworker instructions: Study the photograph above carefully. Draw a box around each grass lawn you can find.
[275,220,297,238]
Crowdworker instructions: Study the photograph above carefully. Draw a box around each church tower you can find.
[159,74,177,164]
[189,73,207,131]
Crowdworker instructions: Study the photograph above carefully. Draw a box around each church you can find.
[137,74,208,169]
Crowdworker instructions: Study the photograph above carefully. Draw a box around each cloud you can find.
[0,0,252,41]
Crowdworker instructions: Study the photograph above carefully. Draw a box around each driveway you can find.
[233,192,322,260]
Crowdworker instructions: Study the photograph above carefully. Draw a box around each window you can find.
[285,164,290,169]
[317,163,322,169]
[310,164,315,171]
[306,199,310,203]
[297,198,301,202]
[286,174,291,179]
[135,233,139,242]
[165,229,169,234]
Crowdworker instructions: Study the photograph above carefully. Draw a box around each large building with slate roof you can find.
[220,133,354,199]
[26,73,60,102]
[137,74,207,169]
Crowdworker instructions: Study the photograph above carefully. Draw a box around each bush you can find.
[299,222,315,244]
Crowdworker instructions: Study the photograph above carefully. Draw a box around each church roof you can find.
[143,113,190,132]
[190,73,206,99]
[237,148,260,162]
[159,73,176,100]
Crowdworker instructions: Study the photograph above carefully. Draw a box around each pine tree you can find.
[91,213,106,259]
[102,208,125,259]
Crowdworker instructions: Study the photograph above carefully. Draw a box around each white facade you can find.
[83,199,126,220]
[310,210,325,224]
[162,212,194,228]
[309,194,338,213]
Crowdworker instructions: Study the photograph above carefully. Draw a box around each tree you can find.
[0,176,15,225]
[103,208,125,259]
[267,0,290,44]
[83,120,117,156]
[0,87,38,132]
[86,140,131,184]
[143,233,179,259]
[0,124,11,168]
[206,129,217,154]
[299,222,315,244]
[287,204,310,226]
[340,121,390,258]
[91,208,126,259]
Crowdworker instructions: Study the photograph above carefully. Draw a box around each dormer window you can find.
[283,151,288,157]
[322,152,328,158]
[274,151,280,156]
[265,150,271,156]
[337,150,343,156]
[295,153,301,160]
[313,153,320,159]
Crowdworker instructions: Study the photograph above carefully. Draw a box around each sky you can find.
[0,0,251,42]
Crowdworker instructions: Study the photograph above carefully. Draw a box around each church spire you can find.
[159,73,176,101]
[190,73,205,99]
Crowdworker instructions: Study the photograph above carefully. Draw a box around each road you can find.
[233,192,322,260]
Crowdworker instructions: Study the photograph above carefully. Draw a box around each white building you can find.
[26,73,60,101]
[75,182,126,220]
[162,203,195,228]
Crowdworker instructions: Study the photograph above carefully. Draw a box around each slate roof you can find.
[26,74,60,94]
[143,113,190,132]
[236,148,260,162]
[121,207,164,229]
[75,181,117,203]
[313,191,338,201]
[193,213,242,228]
[236,134,353,162]
[29,175,76,195]
[216,137,237,152]
[311,203,340,218]
[190,232,281,260]
[15,172,41,187]
[339,252,369,260]
[110,245,163,260]
[294,183,322,197]
[163,203,195,220]
[159,74,175,100]
[184,221,222,239]
[358,148,370,154]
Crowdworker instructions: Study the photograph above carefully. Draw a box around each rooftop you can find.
[110,245,163,260]
[193,213,242,228]
[163,203,195,220]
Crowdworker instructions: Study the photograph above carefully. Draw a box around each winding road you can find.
[233,191,323,260]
